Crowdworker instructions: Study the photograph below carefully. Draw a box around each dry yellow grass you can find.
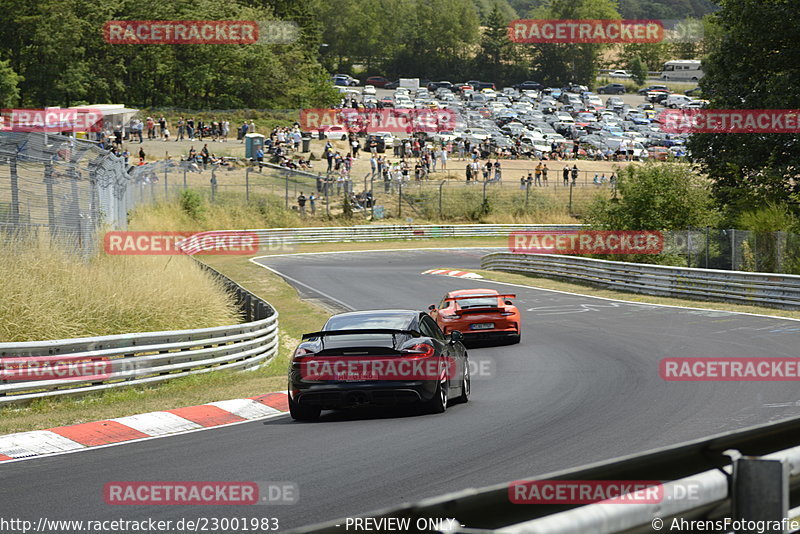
[0,236,241,342]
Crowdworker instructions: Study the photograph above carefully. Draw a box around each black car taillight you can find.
[403,343,435,358]
[293,347,314,361]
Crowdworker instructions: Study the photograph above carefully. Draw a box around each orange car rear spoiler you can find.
[443,294,516,302]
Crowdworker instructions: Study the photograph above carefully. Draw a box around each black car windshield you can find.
[324,313,413,331]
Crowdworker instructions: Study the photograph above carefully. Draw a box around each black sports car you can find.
[288,310,470,421]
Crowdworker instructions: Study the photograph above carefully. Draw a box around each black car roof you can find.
[323,309,420,330]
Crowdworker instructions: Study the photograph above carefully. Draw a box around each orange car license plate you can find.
[470,323,495,330]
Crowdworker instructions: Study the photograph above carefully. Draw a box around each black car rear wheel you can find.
[423,379,448,414]
[289,396,321,421]
[455,360,470,404]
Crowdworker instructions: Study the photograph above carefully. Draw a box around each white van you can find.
[660,60,704,82]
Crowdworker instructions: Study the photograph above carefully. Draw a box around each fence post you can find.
[284,169,289,209]
[44,162,55,234]
[164,168,168,199]
[245,167,250,202]
[371,173,375,219]
[525,181,530,209]
[183,169,187,190]
[732,457,787,533]
[438,180,445,219]
[687,229,691,268]
[568,181,574,215]
[705,226,710,268]
[398,180,402,218]
[210,167,217,202]
[9,156,20,225]
[731,228,736,270]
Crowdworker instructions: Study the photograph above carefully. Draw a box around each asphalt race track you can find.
[3,248,800,532]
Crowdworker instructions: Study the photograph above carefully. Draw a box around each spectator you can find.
[541,163,548,185]
[240,121,248,142]
[309,193,316,215]
[255,147,264,169]
[138,147,145,164]
[534,162,542,186]
[297,192,307,217]
[571,164,579,185]
[563,165,570,186]
[187,118,195,140]
[201,144,209,169]
[177,117,185,141]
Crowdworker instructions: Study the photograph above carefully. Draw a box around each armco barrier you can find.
[251,224,584,244]
[481,252,800,309]
[0,262,278,405]
[291,414,800,533]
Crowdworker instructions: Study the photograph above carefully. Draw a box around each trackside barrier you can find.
[247,224,585,245]
[290,414,800,534]
[0,261,278,405]
[481,252,800,310]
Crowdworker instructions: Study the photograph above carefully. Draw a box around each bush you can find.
[179,189,205,221]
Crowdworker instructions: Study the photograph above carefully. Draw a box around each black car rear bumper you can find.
[290,381,436,410]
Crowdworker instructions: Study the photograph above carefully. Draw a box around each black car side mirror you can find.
[505,300,513,305]
[450,330,464,343]
[428,304,436,311]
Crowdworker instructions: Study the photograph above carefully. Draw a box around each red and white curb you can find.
[0,392,288,463]
[422,269,483,279]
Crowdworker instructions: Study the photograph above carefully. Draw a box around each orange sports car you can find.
[428,288,521,345]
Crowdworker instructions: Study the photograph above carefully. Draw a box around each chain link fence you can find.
[0,132,129,252]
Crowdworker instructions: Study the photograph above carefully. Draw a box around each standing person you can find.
[370,154,377,175]
[177,117,185,141]
[138,147,145,164]
[563,165,570,185]
[255,147,264,169]
[201,144,209,170]
[534,161,542,186]
[187,118,194,140]
[440,145,448,170]
[297,192,307,217]
[240,120,248,142]
[520,175,526,190]
[197,119,205,141]
[146,117,155,139]
[249,120,256,134]
[482,160,491,181]
[309,193,316,215]
[466,162,472,182]
[494,160,501,181]
[541,163,548,185]
[351,137,360,158]
[571,164,579,185]
[158,116,166,139]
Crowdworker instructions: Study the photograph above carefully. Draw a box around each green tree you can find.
[585,163,719,231]
[0,59,22,107]
[687,0,800,220]
[529,0,621,87]
[628,55,647,85]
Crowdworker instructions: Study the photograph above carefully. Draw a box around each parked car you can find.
[466,80,496,90]
[362,85,377,96]
[333,74,359,87]
[384,80,400,89]
[685,87,703,97]
[513,80,544,91]
[666,94,694,108]
[608,70,632,78]
[365,76,391,88]
[597,83,626,95]
[638,84,668,95]
[427,81,454,92]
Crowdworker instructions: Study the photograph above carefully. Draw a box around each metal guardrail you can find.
[0,262,279,405]
[246,224,585,245]
[291,414,800,534]
[481,252,800,310]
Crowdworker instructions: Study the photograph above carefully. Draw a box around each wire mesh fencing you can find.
[0,132,129,253]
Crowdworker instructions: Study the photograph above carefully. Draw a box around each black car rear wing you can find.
[301,329,421,341]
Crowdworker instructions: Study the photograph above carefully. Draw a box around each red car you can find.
[365,76,391,88]
[428,288,521,345]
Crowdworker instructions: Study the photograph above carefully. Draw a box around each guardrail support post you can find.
[438,180,445,219]
[245,167,250,202]
[732,457,787,532]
